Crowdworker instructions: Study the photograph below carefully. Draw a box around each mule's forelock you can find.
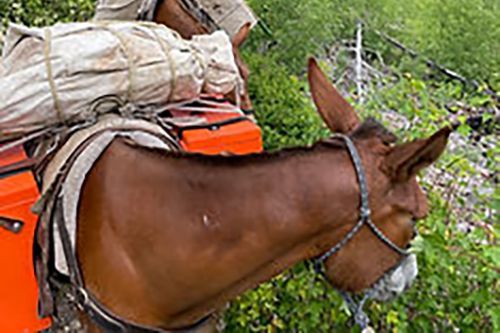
[351,118,398,145]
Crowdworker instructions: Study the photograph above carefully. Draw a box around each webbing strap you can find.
[151,27,177,102]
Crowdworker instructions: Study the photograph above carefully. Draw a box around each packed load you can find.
[0,21,243,139]
[93,0,258,38]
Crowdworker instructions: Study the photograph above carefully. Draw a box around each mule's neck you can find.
[80,141,363,329]
[154,144,361,241]
[143,145,360,316]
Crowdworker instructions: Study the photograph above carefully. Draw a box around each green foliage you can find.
[0,0,95,29]
[394,0,500,90]
[246,0,499,88]
[246,0,349,74]
[245,54,328,150]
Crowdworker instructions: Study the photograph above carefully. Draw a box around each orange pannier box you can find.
[0,145,52,332]
[171,110,263,155]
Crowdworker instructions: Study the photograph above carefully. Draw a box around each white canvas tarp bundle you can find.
[94,0,258,37]
[94,0,155,21]
[198,0,258,37]
[0,21,242,136]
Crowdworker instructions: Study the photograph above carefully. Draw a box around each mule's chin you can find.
[368,254,418,302]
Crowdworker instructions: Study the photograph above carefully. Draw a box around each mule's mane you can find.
[127,118,395,166]
[351,118,397,144]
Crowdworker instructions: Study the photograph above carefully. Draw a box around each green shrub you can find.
[0,0,95,28]
[246,54,329,150]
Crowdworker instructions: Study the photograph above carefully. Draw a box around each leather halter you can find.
[313,133,410,275]
[312,133,411,330]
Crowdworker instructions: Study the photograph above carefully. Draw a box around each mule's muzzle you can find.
[368,253,418,302]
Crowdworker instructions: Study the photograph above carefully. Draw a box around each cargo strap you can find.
[43,28,64,124]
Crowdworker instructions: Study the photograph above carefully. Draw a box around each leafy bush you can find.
[0,0,95,28]
[246,0,499,88]
[245,54,328,150]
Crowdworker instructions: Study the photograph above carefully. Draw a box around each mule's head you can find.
[308,58,451,294]
[155,1,253,111]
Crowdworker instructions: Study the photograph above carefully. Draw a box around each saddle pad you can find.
[39,115,177,275]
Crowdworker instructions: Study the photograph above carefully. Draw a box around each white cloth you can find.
[198,0,257,37]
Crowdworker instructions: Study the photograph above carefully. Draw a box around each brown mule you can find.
[74,58,451,331]
[154,0,253,111]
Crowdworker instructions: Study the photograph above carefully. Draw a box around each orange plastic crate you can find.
[171,111,263,155]
[0,146,52,332]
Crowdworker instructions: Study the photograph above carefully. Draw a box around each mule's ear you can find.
[383,126,452,182]
[307,58,360,133]
[232,22,251,48]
